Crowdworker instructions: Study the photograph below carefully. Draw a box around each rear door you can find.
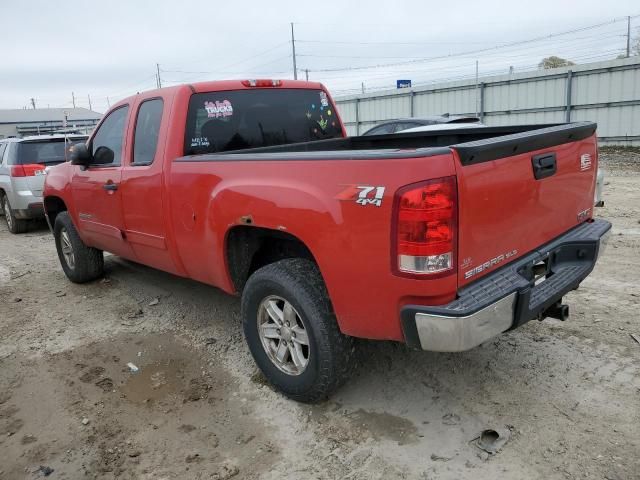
[120,96,178,273]
[453,125,598,287]
[71,105,134,259]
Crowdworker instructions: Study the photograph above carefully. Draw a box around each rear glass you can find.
[184,89,343,155]
[15,138,87,165]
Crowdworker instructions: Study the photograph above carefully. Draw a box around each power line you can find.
[162,40,290,76]
[160,55,292,81]
[297,39,500,46]
[327,49,625,95]
[306,15,640,73]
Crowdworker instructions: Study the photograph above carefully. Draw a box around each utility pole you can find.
[72,92,76,108]
[361,82,365,94]
[474,60,479,117]
[305,69,309,81]
[88,94,92,111]
[156,63,162,88]
[626,16,631,58]
[290,23,298,80]
[30,98,36,109]
[107,96,111,108]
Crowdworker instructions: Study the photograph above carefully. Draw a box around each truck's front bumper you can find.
[401,219,611,352]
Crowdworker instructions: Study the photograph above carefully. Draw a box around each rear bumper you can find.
[14,201,45,219]
[401,219,611,352]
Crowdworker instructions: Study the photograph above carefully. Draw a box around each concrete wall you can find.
[334,57,640,146]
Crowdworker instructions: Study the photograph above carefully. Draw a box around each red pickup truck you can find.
[43,80,610,402]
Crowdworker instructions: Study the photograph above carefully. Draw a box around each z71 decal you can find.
[336,185,386,207]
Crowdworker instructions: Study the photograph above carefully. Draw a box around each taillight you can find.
[11,164,45,177]
[392,176,457,276]
[241,79,282,87]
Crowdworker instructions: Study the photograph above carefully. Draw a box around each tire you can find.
[1,193,28,234]
[241,258,354,403]
[54,211,104,283]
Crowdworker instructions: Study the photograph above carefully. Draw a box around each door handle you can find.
[531,153,557,180]
[102,182,118,191]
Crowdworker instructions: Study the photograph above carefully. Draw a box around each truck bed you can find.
[179,122,597,165]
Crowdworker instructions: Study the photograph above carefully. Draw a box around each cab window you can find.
[132,99,163,166]
[184,89,343,155]
[91,105,129,166]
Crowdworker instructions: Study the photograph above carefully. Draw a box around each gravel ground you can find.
[0,151,639,480]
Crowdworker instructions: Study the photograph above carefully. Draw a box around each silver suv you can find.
[0,135,87,233]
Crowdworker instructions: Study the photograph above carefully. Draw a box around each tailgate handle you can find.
[531,153,557,180]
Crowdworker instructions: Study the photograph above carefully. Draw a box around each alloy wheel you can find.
[257,295,310,375]
[60,228,75,269]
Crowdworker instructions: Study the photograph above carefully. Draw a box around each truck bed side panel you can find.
[168,152,457,341]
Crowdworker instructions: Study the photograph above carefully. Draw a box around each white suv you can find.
[0,135,87,233]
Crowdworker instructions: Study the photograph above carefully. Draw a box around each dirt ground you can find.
[1,150,639,480]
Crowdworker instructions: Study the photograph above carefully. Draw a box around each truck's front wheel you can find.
[54,212,104,283]
[241,258,353,403]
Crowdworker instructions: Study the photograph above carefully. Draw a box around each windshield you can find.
[184,89,343,155]
[16,138,87,165]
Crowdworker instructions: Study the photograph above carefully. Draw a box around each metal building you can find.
[0,108,102,139]
[334,57,640,145]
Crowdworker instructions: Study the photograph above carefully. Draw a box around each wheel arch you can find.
[225,225,319,294]
[43,195,68,229]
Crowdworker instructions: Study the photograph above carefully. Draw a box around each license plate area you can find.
[518,254,552,286]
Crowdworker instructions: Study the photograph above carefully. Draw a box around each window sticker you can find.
[190,137,210,148]
[319,91,329,108]
[317,116,328,130]
[204,100,233,118]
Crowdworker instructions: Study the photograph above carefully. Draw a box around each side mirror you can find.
[70,143,91,166]
[93,146,114,165]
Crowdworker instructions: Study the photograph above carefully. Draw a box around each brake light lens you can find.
[393,176,457,275]
[10,164,46,177]
[241,79,282,87]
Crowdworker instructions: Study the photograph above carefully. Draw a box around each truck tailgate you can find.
[453,123,598,287]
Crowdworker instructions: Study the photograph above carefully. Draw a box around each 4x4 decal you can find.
[336,185,386,207]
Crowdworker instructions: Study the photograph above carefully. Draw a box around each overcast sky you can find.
[1,0,638,112]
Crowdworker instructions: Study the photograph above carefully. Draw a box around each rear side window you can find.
[13,138,87,165]
[184,89,343,155]
[364,124,396,136]
[394,122,420,132]
[133,99,163,165]
[91,105,129,165]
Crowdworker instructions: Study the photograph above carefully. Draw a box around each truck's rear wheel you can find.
[54,212,104,283]
[1,194,28,234]
[241,258,353,403]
